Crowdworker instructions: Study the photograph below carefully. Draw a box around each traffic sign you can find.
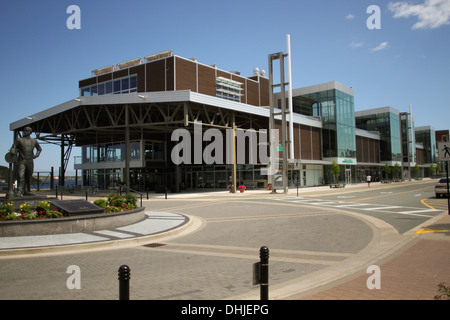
[438,142,450,161]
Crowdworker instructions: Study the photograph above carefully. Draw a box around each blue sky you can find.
[0,0,449,174]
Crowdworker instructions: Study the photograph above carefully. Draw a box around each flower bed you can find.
[93,192,137,213]
[0,193,138,221]
[0,200,63,221]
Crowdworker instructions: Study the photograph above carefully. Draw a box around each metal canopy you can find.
[10,91,322,146]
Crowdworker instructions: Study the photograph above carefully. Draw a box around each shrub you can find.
[20,203,32,215]
[435,282,450,300]
[107,193,125,207]
[105,205,121,213]
[22,212,37,220]
[4,213,18,220]
[0,201,63,221]
[125,193,137,206]
[95,193,137,213]
[0,202,14,215]
[35,201,51,216]
[47,209,62,219]
[94,198,108,208]
[123,203,136,210]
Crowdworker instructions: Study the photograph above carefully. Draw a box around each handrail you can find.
[119,186,148,207]
[118,185,145,196]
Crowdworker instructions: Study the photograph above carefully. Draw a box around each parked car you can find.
[435,178,449,198]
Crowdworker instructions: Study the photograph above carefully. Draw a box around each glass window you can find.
[130,75,137,89]
[81,87,90,96]
[145,141,165,161]
[90,85,98,96]
[130,141,141,161]
[122,77,129,91]
[114,80,121,93]
[98,83,105,95]
[216,77,241,102]
[105,81,112,94]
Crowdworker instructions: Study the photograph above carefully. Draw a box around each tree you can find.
[393,163,401,181]
[382,164,391,181]
[331,161,340,184]
[430,163,436,177]
[412,164,420,179]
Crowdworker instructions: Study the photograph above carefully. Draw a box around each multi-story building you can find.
[8,50,447,191]
[10,51,326,191]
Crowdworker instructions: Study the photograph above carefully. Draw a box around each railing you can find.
[118,185,147,207]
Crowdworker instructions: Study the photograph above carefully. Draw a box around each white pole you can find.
[287,34,294,160]
[409,104,414,164]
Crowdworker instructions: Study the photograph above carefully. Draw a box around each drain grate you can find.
[143,243,166,248]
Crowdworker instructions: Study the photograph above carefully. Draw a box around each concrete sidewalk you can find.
[295,213,450,300]
[0,211,193,256]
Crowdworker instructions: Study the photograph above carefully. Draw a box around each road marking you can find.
[141,242,352,265]
[346,185,432,202]
[416,228,450,234]
[272,197,442,217]
[421,198,448,210]
[399,208,442,214]
[361,206,401,211]
[333,203,372,208]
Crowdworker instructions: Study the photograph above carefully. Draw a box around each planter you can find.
[0,207,145,237]
[239,189,245,193]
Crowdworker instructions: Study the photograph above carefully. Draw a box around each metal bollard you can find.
[259,246,269,300]
[118,265,130,300]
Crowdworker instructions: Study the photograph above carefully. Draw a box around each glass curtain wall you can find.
[415,129,437,164]
[355,111,402,163]
[295,89,356,160]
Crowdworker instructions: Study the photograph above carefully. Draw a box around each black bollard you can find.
[259,246,269,300]
[118,265,130,300]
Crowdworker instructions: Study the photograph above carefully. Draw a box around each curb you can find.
[0,214,203,258]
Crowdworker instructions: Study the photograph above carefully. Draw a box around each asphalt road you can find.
[270,179,444,234]
[0,179,445,301]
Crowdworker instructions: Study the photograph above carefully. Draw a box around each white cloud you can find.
[371,42,389,52]
[350,42,364,48]
[388,0,450,29]
[345,13,355,20]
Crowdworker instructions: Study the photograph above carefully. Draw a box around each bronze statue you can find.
[7,127,42,196]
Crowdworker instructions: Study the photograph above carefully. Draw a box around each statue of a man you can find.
[9,127,42,196]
